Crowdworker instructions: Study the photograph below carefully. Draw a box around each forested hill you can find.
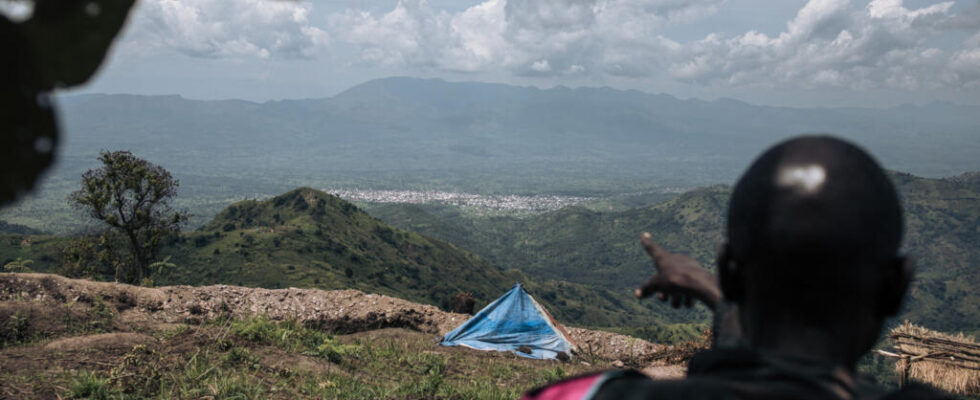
[367,172,980,337]
[0,187,708,338]
[161,187,514,307]
[164,187,710,332]
[0,221,44,235]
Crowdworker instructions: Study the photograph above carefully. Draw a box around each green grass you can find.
[37,315,596,399]
[68,371,114,399]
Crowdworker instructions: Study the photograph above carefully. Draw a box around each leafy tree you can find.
[2,258,34,273]
[69,151,186,284]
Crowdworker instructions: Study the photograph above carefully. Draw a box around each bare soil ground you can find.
[0,273,685,398]
[0,273,673,361]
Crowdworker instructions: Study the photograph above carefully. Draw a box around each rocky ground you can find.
[0,273,686,398]
[1,273,676,362]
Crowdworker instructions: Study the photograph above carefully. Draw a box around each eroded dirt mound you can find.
[0,273,665,362]
[43,332,157,352]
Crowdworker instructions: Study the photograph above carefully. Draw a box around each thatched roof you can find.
[883,321,980,396]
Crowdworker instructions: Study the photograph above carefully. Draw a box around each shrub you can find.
[193,236,210,247]
[1,311,31,346]
[68,371,113,400]
[86,297,115,333]
[449,292,475,314]
[2,258,33,273]
[222,347,259,369]
[230,316,278,343]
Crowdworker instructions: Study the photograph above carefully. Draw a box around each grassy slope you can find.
[0,295,593,399]
[368,173,980,337]
[366,187,730,290]
[0,221,45,235]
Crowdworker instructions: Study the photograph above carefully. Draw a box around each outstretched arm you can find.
[635,232,722,311]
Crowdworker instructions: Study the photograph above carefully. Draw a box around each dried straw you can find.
[886,321,980,396]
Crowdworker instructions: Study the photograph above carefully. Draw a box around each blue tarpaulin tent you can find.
[439,283,576,359]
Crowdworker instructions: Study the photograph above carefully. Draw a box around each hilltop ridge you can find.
[144,187,712,335]
[165,187,517,310]
[0,273,683,398]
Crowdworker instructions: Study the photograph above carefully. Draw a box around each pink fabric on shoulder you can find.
[521,373,604,400]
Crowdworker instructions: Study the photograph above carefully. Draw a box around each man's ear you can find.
[717,242,743,304]
[878,256,914,316]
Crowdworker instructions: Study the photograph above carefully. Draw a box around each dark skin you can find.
[635,232,721,311]
[636,235,913,365]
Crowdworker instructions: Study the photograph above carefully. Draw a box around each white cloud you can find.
[667,0,977,89]
[530,59,552,72]
[125,0,328,60]
[112,0,980,90]
[0,0,33,22]
[328,0,722,76]
[323,0,980,89]
[950,32,980,87]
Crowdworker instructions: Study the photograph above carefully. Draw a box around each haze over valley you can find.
[5,77,980,232]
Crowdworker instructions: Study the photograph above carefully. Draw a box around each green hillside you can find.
[0,220,45,235]
[0,188,708,341]
[162,187,509,307]
[366,186,730,290]
[368,174,980,337]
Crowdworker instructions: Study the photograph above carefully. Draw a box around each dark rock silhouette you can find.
[0,0,136,206]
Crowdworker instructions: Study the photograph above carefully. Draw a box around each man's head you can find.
[718,136,912,365]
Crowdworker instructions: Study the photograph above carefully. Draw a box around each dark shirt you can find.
[589,348,951,400]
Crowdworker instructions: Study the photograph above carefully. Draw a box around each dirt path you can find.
[0,273,673,364]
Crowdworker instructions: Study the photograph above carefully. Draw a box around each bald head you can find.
[729,136,902,271]
[717,136,912,365]
[721,136,910,342]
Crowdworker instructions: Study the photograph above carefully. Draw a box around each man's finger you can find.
[641,232,666,261]
[636,274,662,298]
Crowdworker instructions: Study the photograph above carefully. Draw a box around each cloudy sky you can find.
[9,0,980,107]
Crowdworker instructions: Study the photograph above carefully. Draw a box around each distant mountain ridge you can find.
[58,77,980,190]
[6,75,978,233]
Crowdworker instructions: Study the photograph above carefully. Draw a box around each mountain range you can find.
[4,76,978,233]
[57,77,980,193]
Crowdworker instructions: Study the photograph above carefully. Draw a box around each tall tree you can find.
[69,151,186,284]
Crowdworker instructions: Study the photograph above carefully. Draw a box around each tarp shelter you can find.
[439,283,576,359]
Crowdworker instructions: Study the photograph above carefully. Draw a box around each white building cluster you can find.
[326,189,591,212]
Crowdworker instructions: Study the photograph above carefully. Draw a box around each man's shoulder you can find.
[522,368,792,400]
[590,371,818,400]
[589,370,953,400]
